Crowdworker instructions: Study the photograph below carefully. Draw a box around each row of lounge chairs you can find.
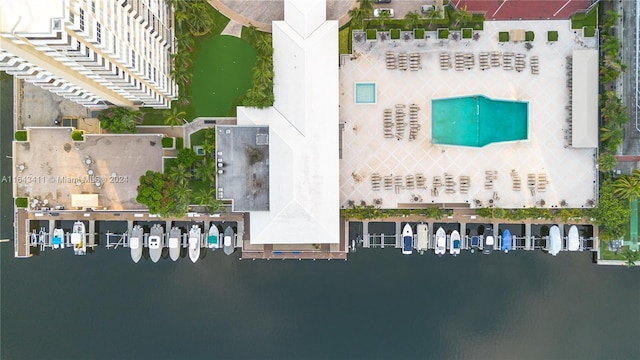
[565,57,573,147]
[386,51,422,71]
[383,104,420,140]
[453,52,475,71]
[408,104,420,141]
[383,108,394,138]
[485,170,497,189]
[530,56,539,74]
[515,53,526,72]
[442,51,537,73]
[439,52,451,70]
[511,170,522,191]
[395,104,406,139]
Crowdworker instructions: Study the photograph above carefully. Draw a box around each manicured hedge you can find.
[414,28,425,39]
[525,31,535,41]
[547,31,558,42]
[366,29,377,40]
[162,137,174,148]
[462,28,472,39]
[15,130,27,141]
[15,197,28,208]
[499,32,509,42]
[390,29,400,40]
[583,26,596,37]
[175,137,184,150]
[438,28,449,39]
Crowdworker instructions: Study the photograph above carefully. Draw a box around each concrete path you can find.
[221,19,244,37]
[209,0,357,33]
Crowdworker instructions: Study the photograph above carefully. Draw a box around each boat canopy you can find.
[168,237,179,248]
[130,237,140,249]
[70,233,82,244]
[224,236,232,247]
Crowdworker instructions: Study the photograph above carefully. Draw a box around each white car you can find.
[373,8,394,18]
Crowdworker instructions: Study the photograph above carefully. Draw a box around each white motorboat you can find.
[223,226,235,256]
[148,224,163,263]
[402,224,413,255]
[52,228,65,249]
[168,227,182,261]
[449,230,461,256]
[70,221,86,256]
[548,225,561,256]
[434,227,446,255]
[567,225,580,251]
[483,227,494,255]
[130,225,143,263]
[207,224,220,249]
[416,224,429,254]
[188,225,201,263]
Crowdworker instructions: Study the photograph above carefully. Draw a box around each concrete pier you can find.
[525,223,532,250]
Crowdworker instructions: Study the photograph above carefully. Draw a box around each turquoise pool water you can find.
[355,82,376,104]
[431,95,528,147]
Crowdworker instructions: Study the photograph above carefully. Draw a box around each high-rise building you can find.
[0,0,176,108]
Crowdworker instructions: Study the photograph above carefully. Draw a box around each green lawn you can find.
[571,6,597,29]
[339,26,351,54]
[163,157,177,173]
[600,241,627,260]
[189,128,208,147]
[191,35,257,117]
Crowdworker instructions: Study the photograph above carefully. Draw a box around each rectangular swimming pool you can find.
[431,95,528,147]
[354,82,376,104]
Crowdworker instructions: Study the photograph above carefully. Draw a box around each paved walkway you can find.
[221,19,243,37]
[209,0,356,33]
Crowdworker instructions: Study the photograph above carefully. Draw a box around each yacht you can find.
[223,226,235,256]
[501,229,512,253]
[188,225,201,263]
[168,227,182,261]
[402,224,413,255]
[130,225,144,263]
[148,224,163,263]
[482,227,494,255]
[449,230,461,256]
[567,225,580,251]
[548,225,561,256]
[207,224,220,250]
[434,227,446,255]
[416,224,429,255]
[71,221,86,256]
[52,228,65,249]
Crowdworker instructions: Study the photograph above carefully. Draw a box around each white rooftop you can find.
[0,0,65,34]
[340,20,598,210]
[237,0,339,245]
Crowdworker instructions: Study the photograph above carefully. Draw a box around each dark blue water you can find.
[2,73,639,360]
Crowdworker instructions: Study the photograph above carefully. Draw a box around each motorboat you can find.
[130,225,144,263]
[148,224,163,263]
[501,229,512,253]
[71,221,86,256]
[207,223,220,249]
[188,225,201,263]
[52,228,65,249]
[548,225,561,256]
[168,227,182,261]
[470,235,479,253]
[482,227,494,255]
[416,224,429,255]
[223,226,235,256]
[449,230,461,256]
[567,225,580,251]
[434,227,446,255]
[401,224,413,255]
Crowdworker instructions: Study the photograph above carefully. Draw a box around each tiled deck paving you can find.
[339,20,597,210]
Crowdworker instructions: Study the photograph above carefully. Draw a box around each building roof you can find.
[571,49,598,148]
[455,0,592,20]
[0,0,65,34]
[236,0,339,245]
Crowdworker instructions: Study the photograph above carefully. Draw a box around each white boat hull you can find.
[449,230,461,256]
[188,225,201,263]
[548,225,561,256]
[567,225,580,251]
[434,227,446,255]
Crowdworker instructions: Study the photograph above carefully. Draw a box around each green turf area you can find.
[339,26,351,54]
[414,28,425,39]
[191,35,257,117]
[390,29,400,40]
[599,241,627,260]
[462,28,472,39]
[547,30,558,42]
[499,32,509,42]
[583,26,596,37]
[525,31,535,41]
[190,128,208,147]
[163,157,177,174]
[571,6,598,29]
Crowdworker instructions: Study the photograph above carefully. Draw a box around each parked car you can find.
[421,5,436,13]
[373,8,394,18]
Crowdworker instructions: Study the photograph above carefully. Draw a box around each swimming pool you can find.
[431,95,528,147]
[354,82,376,104]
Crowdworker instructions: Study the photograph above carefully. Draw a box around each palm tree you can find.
[194,188,221,213]
[378,11,392,30]
[613,175,640,201]
[246,23,258,42]
[186,2,213,36]
[349,7,365,29]
[164,106,186,128]
[176,32,194,53]
[425,7,440,28]
[256,36,273,56]
[201,128,216,154]
[193,157,216,183]
[403,11,421,30]
[453,5,472,28]
[168,163,191,186]
[358,0,374,13]
[173,185,192,206]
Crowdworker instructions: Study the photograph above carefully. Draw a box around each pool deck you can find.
[339,20,597,210]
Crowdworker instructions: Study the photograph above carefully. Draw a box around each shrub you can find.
[366,29,377,40]
[176,148,197,168]
[71,130,84,141]
[525,31,534,41]
[462,28,472,39]
[14,130,27,141]
[414,28,425,39]
[498,32,509,42]
[390,29,400,40]
[547,30,558,42]
[583,26,596,37]
[15,197,28,208]
[175,137,184,150]
[98,107,140,134]
[438,28,449,39]
[162,137,174,148]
